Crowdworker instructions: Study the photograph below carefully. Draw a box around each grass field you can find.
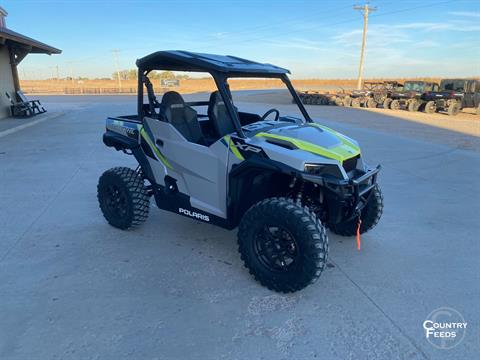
[20,77,447,95]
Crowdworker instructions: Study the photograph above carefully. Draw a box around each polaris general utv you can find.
[98,51,383,292]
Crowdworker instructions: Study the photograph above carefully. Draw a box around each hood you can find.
[255,123,360,163]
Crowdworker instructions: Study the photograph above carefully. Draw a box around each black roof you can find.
[136,50,290,76]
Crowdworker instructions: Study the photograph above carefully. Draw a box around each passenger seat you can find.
[208,91,236,138]
[160,91,205,145]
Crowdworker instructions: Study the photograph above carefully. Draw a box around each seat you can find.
[160,91,205,145]
[208,91,236,138]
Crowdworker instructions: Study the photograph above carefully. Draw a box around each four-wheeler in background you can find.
[348,83,376,108]
[385,80,439,112]
[97,50,383,293]
[349,81,403,108]
[420,79,480,116]
[370,81,403,109]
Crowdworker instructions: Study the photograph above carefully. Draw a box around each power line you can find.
[354,3,376,90]
[191,0,454,52]
[111,49,122,90]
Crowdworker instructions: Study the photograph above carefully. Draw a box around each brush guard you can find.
[305,164,381,225]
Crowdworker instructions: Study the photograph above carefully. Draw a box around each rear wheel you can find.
[329,185,384,236]
[383,98,392,109]
[447,102,460,116]
[97,167,150,230]
[367,98,377,108]
[390,99,400,110]
[238,198,328,293]
[424,101,437,114]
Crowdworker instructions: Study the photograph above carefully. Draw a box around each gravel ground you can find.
[0,93,478,360]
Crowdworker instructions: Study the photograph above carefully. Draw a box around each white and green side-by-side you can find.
[97,51,383,292]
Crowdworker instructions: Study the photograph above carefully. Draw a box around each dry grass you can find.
[20,77,452,95]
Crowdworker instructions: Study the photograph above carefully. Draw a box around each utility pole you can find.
[55,65,60,80]
[111,49,122,91]
[354,3,376,90]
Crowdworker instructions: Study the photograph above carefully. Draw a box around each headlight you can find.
[304,163,324,174]
[304,163,343,178]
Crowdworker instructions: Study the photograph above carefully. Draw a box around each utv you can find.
[348,84,374,108]
[420,79,480,116]
[97,51,383,293]
[349,81,402,109]
[371,81,403,109]
[385,81,439,112]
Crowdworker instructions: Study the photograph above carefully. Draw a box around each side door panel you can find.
[144,117,229,218]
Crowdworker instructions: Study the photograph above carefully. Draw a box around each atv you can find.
[348,81,401,109]
[97,51,383,293]
[371,81,403,109]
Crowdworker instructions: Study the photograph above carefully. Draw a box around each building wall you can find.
[0,44,15,119]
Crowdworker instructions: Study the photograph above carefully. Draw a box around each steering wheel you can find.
[261,108,280,121]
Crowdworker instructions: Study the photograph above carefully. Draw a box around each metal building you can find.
[0,7,61,119]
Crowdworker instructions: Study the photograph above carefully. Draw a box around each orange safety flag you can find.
[356,218,362,251]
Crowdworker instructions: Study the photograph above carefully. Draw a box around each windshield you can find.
[227,77,308,123]
[441,80,466,92]
[403,82,425,92]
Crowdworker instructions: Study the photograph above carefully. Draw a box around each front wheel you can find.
[424,101,436,114]
[97,167,150,230]
[238,198,328,293]
[390,99,400,110]
[447,102,460,116]
[408,100,420,112]
[329,185,384,237]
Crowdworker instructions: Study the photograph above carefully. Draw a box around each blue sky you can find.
[3,0,479,79]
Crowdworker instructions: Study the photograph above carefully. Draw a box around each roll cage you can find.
[135,50,312,139]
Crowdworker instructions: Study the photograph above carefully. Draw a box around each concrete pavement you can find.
[0,95,478,359]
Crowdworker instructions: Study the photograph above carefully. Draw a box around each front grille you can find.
[343,155,360,173]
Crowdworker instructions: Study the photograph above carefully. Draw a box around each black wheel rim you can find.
[254,225,299,271]
[104,184,129,218]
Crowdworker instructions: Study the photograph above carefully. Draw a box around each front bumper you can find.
[303,164,381,224]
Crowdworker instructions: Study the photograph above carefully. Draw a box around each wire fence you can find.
[22,87,138,95]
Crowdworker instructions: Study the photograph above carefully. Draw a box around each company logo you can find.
[178,208,210,222]
[423,307,467,349]
[107,123,138,138]
[233,143,262,153]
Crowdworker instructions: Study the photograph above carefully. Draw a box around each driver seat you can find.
[208,91,235,138]
[160,91,205,145]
